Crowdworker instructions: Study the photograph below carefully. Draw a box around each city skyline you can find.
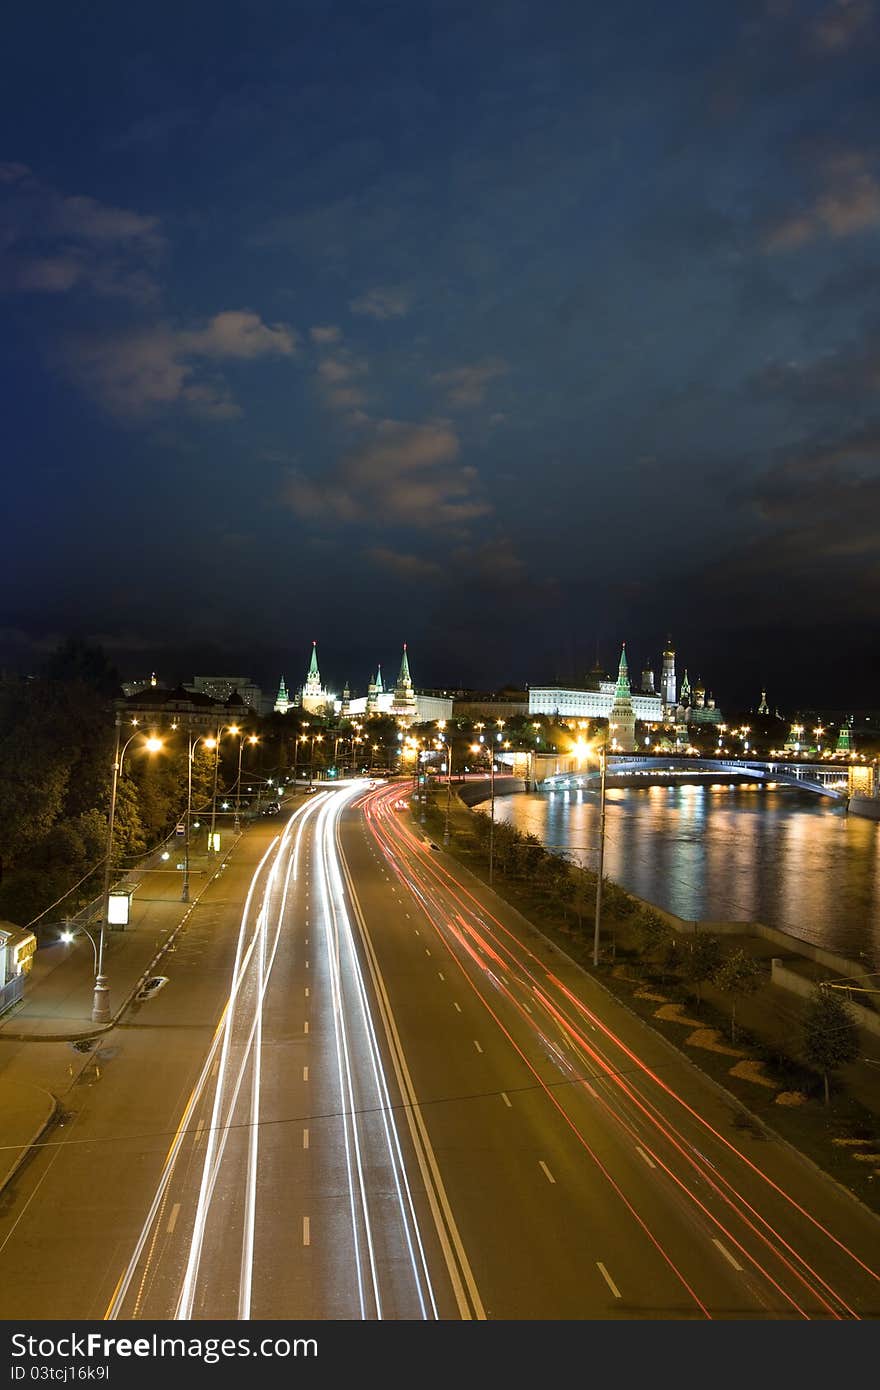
[2,3,879,707]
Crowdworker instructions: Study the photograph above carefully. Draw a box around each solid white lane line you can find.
[539,1161,556,1185]
[635,1145,656,1169]
[303,1066,309,1081]
[500,1092,512,1108]
[597,1263,621,1298]
[303,1128,310,1150]
[713,1238,744,1272]
[303,1217,311,1247]
[473,1040,483,1053]
[167,1203,180,1235]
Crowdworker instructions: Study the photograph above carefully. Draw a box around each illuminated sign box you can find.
[108,890,132,928]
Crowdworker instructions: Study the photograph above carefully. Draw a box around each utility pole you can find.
[593,744,607,966]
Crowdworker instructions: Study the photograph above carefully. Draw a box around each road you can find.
[0,779,877,1320]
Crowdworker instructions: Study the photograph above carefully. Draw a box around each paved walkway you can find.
[0,837,243,1192]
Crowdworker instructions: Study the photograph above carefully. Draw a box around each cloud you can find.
[750,344,880,404]
[180,309,297,359]
[364,547,442,579]
[764,150,880,250]
[314,351,369,413]
[310,324,342,344]
[808,0,875,53]
[284,418,491,529]
[349,285,411,320]
[61,309,296,419]
[0,162,164,301]
[431,359,509,408]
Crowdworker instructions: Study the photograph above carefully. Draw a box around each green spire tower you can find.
[608,642,636,751]
[391,642,418,725]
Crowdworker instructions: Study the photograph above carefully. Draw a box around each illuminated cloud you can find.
[0,162,163,301]
[284,418,491,529]
[431,359,509,408]
[764,150,880,249]
[61,310,296,419]
[349,285,411,319]
[808,0,874,53]
[310,324,342,344]
[365,547,442,579]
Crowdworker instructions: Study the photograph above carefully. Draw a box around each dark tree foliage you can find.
[802,986,860,1106]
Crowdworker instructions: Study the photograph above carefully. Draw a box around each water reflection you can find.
[493,785,880,968]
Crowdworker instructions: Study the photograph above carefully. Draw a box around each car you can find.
[262,801,281,815]
[136,975,168,1001]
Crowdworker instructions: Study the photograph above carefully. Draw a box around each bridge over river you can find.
[505,752,860,802]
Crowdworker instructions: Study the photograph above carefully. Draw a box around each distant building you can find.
[121,672,166,697]
[299,641,335,714]
[189,675,264,713]
[120,685,252,731]
[339,647,452,724]
[608,644,636,751]
[274,676,290,714]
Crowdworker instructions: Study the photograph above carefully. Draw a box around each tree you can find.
[801,986,859,1106]
[713,948,762,1043]
[681,931,722,1003]
[633,908,669,959]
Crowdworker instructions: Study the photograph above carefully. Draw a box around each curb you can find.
[0,1084,59,1196]
[428,828,880,1229]
[0,836,244,1044]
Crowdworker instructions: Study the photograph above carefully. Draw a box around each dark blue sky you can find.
[2,0,879,707]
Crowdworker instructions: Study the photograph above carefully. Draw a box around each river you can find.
[490,782,880,970]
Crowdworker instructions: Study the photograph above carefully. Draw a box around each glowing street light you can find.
[94,717,163,1021]
[234,733,258,832]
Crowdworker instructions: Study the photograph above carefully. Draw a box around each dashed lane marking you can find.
[303,1217,311,1247]
[167,1203,180,1234]
[303,1129,310,1150]
[473,1040,483,1053]
[453,1003,462,1012]
[597,1263,621,1299]
[303,1066,309,1081]
[539,1161,556,1185]
[500,1092,512,1108]
[635,1146,656,1169]
[713,1239,744,1272]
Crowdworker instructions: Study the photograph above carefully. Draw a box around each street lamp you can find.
[182,729,216,904]
[234,733,258,832]
[208,725,240,853]
[308,733,323,790]
[95,716,163,1022]
[443,733,454,846]
[471,740,496,885]
[592,742,608,967]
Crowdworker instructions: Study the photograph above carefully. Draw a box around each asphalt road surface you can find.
[0,779,877,1320]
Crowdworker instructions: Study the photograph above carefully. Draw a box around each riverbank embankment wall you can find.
[460,777,875,995]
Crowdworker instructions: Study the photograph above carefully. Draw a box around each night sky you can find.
[3,1,879,708]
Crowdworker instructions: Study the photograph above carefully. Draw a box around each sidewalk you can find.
[0,840,237,1192]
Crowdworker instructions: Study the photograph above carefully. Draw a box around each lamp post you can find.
[443,735,454,847]
[208,724,240,853]
[593,742,607,968]
[182,728,216,903]
[95,716,163,1022]
[234,734,258,833]
[308,733,323,790]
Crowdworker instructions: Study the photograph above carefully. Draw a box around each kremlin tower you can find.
[390,643,418,725]
[608,644,636,751]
